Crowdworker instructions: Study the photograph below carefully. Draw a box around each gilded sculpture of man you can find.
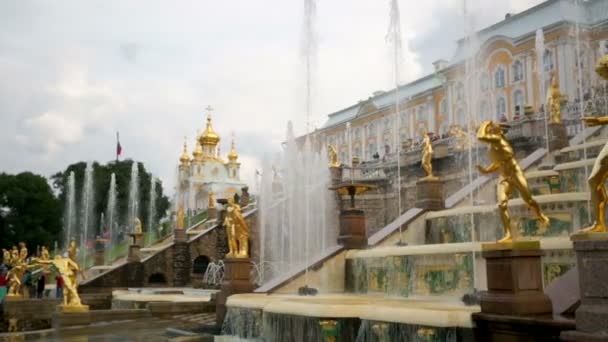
[578,55,608,233]
[68,239,77,262]
[223,198,249,258]
[18,242,27,263]
[421,131,437,180]
[34,255,86,309]
[476,120,549,242]
[134,217,143,234]
[208,192,216,209]
[2,248,10,265]
[10,246,18,266]
[176,205,185,230]
[547,72,562,123]
[328,145,341,168]
[40,246,50,261]
[6,263,25,297]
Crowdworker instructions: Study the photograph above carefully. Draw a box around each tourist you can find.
[36,273,45,298]
[0,269,7,303]
[55,275,64,299]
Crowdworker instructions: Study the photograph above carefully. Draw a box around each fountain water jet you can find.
[127,162,140,234]
[106,173,117,247]
[64,171,77,249]
[147,176,157,245]
[81,162,95,266]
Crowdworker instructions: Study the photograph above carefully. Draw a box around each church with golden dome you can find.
[177,112,245,214]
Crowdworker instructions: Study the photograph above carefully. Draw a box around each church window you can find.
[543,49,554,72]
[496,97,507,120]
[513,90,524,115]
[512,60,523,82]
[495,67,506,88]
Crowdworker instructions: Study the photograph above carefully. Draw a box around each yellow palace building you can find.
[316,0,608,163]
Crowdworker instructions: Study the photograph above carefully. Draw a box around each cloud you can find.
[0,0,545,195]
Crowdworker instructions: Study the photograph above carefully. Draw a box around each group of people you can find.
[0,243,64,303]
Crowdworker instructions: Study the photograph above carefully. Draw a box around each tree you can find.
[51,159,170,244]
[0,172,62,251]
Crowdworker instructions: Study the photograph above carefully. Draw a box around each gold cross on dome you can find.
[205,105,214,114]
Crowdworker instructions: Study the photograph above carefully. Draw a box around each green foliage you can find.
[50,159,170,244]
[0,172,62,250]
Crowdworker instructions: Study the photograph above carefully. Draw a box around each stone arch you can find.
[192,255,210,275]
[148,273,167,285]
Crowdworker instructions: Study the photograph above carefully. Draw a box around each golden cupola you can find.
[227,137,238,162]
[192,140,203,162]
[199,116,220,147]
[179,138,190,166]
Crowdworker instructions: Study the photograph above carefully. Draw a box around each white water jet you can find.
[106,173,117,246]
[64,171,76,248]
[301,0,317,133]
[81,162,95,266]
[147,176,157,244]
[127,161,140,233]
[258,121,338,288]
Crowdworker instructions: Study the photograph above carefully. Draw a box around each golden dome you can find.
[228,137,238,162]
[192,140,203,161]
[179,138,190,166]
[199,116,220,146]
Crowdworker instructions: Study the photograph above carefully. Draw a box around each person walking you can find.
[36,273,45,299]
[0,270,7,303]
[55,275,64,299]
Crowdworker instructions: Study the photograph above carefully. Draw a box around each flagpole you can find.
[116,132,119,162]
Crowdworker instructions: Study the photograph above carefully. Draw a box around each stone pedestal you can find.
[337,209,367,249]
[415,178,444,210]
[561,234,608,340]
[216,258,254,326]
[173,239,191,287]
[548,122,568,151]
[329,166,343,186]
[480,241,552,315]
[127,245,141,263]
[52,311,91,329]
[131,232,143,246]
[174,228,187,243]
[94,238,105,266]
[208,207,217,220]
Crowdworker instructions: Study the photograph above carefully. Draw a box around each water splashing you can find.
[127,162,140,233]
[81,162,95,265]
[106,173,117,247]
[301,0,317,133]
[147,176,157,244]
[64,171,76,248]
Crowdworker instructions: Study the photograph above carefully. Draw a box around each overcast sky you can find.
[0,0,542,195]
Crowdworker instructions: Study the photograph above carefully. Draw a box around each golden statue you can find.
[328,145,341,168]
[40,246,50,260]
[223,198,249,258]
[421,132,438,180]
[134,217,143,234]
[2,248,10,265]
[546,72,562,123]
[577,55,608,233]
[18,242,27,263]
[449,125,469,151]
[476,121,549,243]
[176,205,185,230]
[6,263,25,297]
[68,239,77,262]
[208,192,216,209]
[33,255,87,311]
[10,246,18,266]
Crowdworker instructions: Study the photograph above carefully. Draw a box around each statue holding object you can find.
[421,131,438,180]
[223,198,250,258]
[476,120,549,243]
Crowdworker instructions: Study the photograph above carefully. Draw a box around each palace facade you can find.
[317,0,608,163]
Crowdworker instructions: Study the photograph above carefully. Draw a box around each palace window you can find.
[495,67,506,88]
[354,127,361,140]
[513,90,524,116]
[512,60,524,82]
[543,49,554,72]
[417,106,426,123]
[440,99,447,115]
[456,82,465,101]
[496,97,507,120]
[354,147,360,158]
[400,112,407,127]
[480,73,489,92]
[480,101,490,121]
[368,123,375,137]
[456,108,465,127]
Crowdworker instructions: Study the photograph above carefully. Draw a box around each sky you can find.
[0,0,543,195]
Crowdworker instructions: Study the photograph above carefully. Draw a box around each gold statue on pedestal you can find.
[223,198,249,258]
[10,246,18,266]
[33,255,88,311]
[18,242,27,263]
[134,217,143,234]
[176,205,185,230]
[577,55,608,234]
[208,192,216,209]
[6,263,25,297]
[547,72,562,123]
[68,239,77,262]
[421,131,438,180]
[476,121,549,243]
[328,145,341,168]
